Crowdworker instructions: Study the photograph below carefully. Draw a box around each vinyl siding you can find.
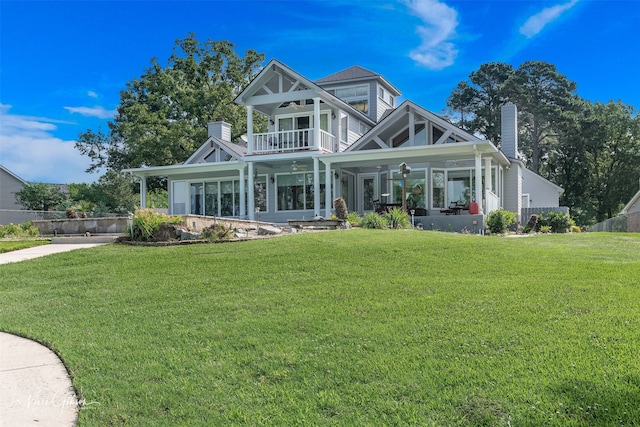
[502,162,522,220]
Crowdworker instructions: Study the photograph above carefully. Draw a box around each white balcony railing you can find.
[485,189,500,215]
[319,129,335,152]
[251,129,336,154]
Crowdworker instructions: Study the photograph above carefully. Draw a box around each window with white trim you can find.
[379,87,394,107]
[334,84,369,114]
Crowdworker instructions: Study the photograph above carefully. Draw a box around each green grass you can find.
[0,239,49,253]
[1,231,639,426]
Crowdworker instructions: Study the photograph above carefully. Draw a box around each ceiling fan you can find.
[287,101,304,110]
[446,160,467,167]
[291,160,308,171]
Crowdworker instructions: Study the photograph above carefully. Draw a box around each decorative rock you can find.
[180,230,202,240]
[258,225,282,236]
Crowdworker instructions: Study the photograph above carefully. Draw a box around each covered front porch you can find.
[127,140,508,230]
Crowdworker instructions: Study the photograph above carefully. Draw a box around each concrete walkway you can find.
[0,242,107,265]
[0,332,79,426]
[0,241,112,425]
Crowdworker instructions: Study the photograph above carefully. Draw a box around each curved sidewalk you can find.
[0,332,79,426]
[0,243,106,265]
[1,242,110,425]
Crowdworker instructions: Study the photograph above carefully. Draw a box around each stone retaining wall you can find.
[182,215,276,232]
[33,217,129,235]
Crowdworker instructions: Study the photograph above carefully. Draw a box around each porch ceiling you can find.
[318,141,510,168]
[123,161,246,178]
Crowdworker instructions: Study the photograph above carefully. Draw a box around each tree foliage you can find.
[75,34,266,189]
[549,101,640,223]
[503,61,579,174]
[447,62,513,143]
[14,183,68,211]
[446,60,640,225]
[446,60,578,173]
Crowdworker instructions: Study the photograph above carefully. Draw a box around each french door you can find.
[358,174,378,214]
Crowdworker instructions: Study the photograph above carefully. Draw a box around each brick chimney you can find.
[207,120,231,141]
[501,103,518,159]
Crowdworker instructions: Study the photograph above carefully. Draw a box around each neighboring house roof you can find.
[621,188,640,215]
[0,164,28,184]
[521,168,564,195]
[315,65,402,96]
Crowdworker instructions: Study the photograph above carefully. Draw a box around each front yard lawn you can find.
[1,230,639,426]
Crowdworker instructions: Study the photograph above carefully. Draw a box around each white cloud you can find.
[87,91,99,98]
[520,0,579,38]
[0,104,96,183]
[64,105,116,119]
[404,0,459,70]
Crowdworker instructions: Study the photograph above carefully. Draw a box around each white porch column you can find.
[246,105,253,155]
[139,176,147,208]
[408,108,415,146]
[239,165,246,218]
[484,157,492,193]
[475,151,483,214]
[313,97,321,150]
[324,161,332,218]
[247,162,255,221]
[313,157,320,216]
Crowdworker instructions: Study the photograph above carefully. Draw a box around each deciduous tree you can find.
[75,34,266,189]
[503,61,579,174]
[14,183,68,211]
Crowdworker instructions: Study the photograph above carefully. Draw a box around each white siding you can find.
[521,168,561,207]
[375,83,395,122]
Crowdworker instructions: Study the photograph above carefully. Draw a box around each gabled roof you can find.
[316,65,401,96]
[621,188,640,215]
[184,137,246,165]
[0,164,28,184]
[316,66,379,83]
[346,100,485,152]
[522,168,564,194]
[235,59,376,126]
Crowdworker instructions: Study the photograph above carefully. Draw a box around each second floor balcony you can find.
[251,128,336,155]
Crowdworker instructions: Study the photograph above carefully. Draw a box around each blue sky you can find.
[1,0,638,184]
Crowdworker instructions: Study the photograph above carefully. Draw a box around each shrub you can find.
[536,211,572,233]
[0,223,20,238]
[486,209,517,234]
[539,225,552,234]
[0,222,40,238]
[333,197,348,221]
[128,208,185,241]
[346,212,362,227]
[20,221,40,237]
[570,225,581,233]
[202,223,234,241]
[361,213,388,229]
[383,207,411,229]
